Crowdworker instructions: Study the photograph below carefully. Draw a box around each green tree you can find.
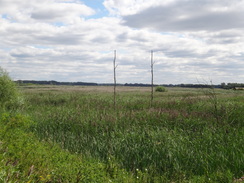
[0,67,23,110]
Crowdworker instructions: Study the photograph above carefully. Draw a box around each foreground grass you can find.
[0,113,136,182]
[1,85,244,182]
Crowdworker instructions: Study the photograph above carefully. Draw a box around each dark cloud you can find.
[203,30,244,44]
[163,50,198,58]
[116,32,129,42]
[36,34,83,45]
[123,0,244,32]
[91,35,112,44]
[10,53,33,58]
[31,11,63,21]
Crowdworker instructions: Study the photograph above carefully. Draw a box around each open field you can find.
[1,85,244,182]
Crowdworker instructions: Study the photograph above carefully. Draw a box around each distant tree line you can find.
[15,80,244,89]
[16,80,98,86]
[126,83,216,88]
[220,83,244,89]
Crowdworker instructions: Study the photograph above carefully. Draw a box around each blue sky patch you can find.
[81,0,109,19]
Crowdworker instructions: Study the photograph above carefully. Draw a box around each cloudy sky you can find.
[0,0,244,84]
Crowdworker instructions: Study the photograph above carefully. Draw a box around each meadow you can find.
[1,85,244,182]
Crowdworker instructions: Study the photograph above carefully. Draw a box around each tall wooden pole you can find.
[113,50,117,110]
[151,50,154,107]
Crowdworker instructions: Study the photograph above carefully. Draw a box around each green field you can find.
[1,85,244,182]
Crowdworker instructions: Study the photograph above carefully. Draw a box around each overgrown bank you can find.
[0,113,136,182]
[0,69,135,182]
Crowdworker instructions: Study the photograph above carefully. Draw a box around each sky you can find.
[0,0,244,84]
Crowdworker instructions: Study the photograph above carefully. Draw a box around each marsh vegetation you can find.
[1,83,244,182]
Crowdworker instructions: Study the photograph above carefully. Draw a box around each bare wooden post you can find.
[150,50,154,107]
[113,50,117,110]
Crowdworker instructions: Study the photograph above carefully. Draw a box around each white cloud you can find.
[0,0,94,24]
[122,0,244,32]
[0,0,243,84]
[103,0,174,16]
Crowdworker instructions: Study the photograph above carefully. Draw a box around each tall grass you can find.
[23,86,244,182]
[0,113,136,182]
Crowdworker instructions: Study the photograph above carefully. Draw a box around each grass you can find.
[1,85,244,182]
[0,113,136,182]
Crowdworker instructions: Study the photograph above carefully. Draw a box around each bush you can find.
[155,86,167,92]
[0,67,24,110]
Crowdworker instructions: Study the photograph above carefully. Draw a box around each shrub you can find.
[155,86,167,92]
[0,67,24,110]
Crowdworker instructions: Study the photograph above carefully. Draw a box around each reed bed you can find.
[23,86,244,182]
